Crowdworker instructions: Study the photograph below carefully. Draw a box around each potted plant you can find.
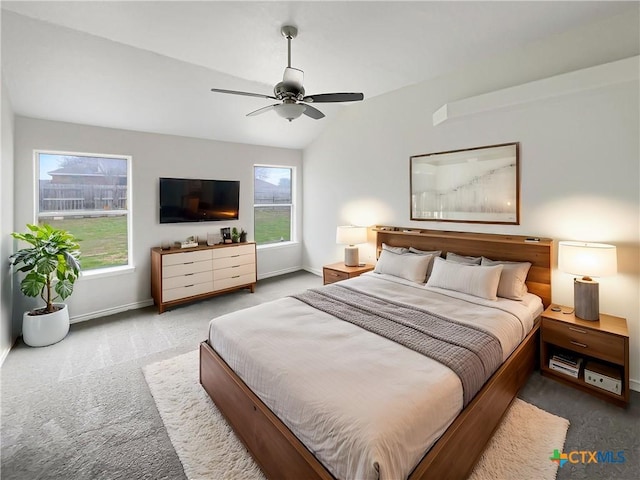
[9,224,81,347]
[231,227,240,243]
[239,229,247,243]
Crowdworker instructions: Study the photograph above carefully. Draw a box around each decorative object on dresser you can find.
[335,225,367,266]
[322,262,374,285]
[540,306,629,407]
[558,241,617,320]
[410,142,519,225]
[151,243,256,314]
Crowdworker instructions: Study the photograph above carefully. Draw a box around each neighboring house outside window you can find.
[253,165,294,245]
[36,151,132,273]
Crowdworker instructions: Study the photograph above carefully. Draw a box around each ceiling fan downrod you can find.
[281,25,297,68]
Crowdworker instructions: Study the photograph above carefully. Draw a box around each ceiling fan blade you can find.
[302,105,325,120]
[211,88,277,100]
[246,104,279,117]
[302,92,364,103]
[282,67,304,90]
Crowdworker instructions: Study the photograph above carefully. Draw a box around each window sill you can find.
[257,241,300,251]
[80,265,135,280]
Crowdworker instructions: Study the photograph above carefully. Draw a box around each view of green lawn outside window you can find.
[254,167,292,244]
[37,152,129,272]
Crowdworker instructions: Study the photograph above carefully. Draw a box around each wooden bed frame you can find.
[200,228,553,480]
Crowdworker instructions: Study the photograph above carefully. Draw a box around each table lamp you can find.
[558,241,617,321]
[336,226,367,267]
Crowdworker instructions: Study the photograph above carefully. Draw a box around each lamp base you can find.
[574,278,599,321]
[344,246,359,267]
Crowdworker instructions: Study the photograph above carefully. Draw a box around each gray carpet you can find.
[1,271,638,480]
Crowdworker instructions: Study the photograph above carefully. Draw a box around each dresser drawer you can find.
[214,273,255,291]
[162,281,214,302]
[213,263,255,281]
[214,253,255,270]
[162,249,212,266]
[163,260,213,278]
[212,244,255,259]
[162,271,212,290]
[542,318,625,364]
[323,269,349,284]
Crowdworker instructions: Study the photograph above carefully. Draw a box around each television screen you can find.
[159,177,240,223]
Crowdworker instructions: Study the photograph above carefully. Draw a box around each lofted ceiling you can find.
[1,1,633,149]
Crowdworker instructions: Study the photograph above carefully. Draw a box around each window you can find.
[253,166,294,245]
[36,151,132,273]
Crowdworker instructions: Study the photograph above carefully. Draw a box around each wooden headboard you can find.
[374,227,553,308]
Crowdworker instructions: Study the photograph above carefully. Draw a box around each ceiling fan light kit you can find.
[210,25,364,122]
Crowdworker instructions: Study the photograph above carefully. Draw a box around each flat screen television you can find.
[159,177,240,223]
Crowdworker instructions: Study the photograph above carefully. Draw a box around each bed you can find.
[200,228,552,480]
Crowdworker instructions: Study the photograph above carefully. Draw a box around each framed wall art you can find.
[410,142,520,224]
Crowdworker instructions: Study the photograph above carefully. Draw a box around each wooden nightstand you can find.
[540,306,629,407]
[323,262,375,285]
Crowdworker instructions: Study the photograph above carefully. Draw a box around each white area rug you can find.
[143,350,569,480]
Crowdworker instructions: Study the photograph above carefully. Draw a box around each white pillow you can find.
[382,243,409,255]
[481,257,532,300]
[427,257,503,300]
[446,252,482,265]
[408,247,442,280]
[374,249,432,284]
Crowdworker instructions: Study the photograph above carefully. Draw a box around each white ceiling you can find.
[1,1,633,149]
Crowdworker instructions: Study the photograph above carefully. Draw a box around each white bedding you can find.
[207,273,542,480]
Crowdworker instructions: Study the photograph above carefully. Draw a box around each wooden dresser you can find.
[151,242,256,313]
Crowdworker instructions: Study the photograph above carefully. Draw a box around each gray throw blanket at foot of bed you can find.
[292,284,503,406]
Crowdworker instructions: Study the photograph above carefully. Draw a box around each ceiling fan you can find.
[210,25,364,122]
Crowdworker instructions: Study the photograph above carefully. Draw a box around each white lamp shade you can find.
[336,226,367,246]
[558,241,617,278]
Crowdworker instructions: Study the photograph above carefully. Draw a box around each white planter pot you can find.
[22,304,70,347]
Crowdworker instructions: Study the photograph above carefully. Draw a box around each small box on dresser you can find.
[540,306,629,407]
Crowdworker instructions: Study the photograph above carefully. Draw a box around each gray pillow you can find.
[382,243,409,255]
[446,252,482,265]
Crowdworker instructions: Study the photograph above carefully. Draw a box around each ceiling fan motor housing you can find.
[274,81,305,100]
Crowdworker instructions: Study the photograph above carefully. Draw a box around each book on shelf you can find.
[549,354,583,378]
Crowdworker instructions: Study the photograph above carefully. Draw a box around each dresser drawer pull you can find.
[331,272,339,276]
[185,273,194,276]
[232,275,240,279]
[569,327,587,334]
[183,261,194,265]
[231,265,240,268]
[570,340,588,348]
[230,254,240,258]
[185,284,194,288]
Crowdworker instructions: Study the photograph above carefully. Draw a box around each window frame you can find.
[253,164,297,247]
[34,149,134,278]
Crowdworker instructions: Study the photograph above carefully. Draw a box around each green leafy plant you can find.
[231,227,240,243]
[9,224,81,315]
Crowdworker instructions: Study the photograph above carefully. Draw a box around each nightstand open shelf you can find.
[540,306,629,407]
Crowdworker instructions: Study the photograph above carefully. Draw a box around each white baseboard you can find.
[0,344,11,368]
[258,266,306,280]
[303,266,322,277]
[630,378,640,393]
[70,299,154,324]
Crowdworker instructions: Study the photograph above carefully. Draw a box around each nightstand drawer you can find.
[542,318,625,364]
[323,269,349,284]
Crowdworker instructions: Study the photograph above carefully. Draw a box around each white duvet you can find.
[208,273,542,480]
